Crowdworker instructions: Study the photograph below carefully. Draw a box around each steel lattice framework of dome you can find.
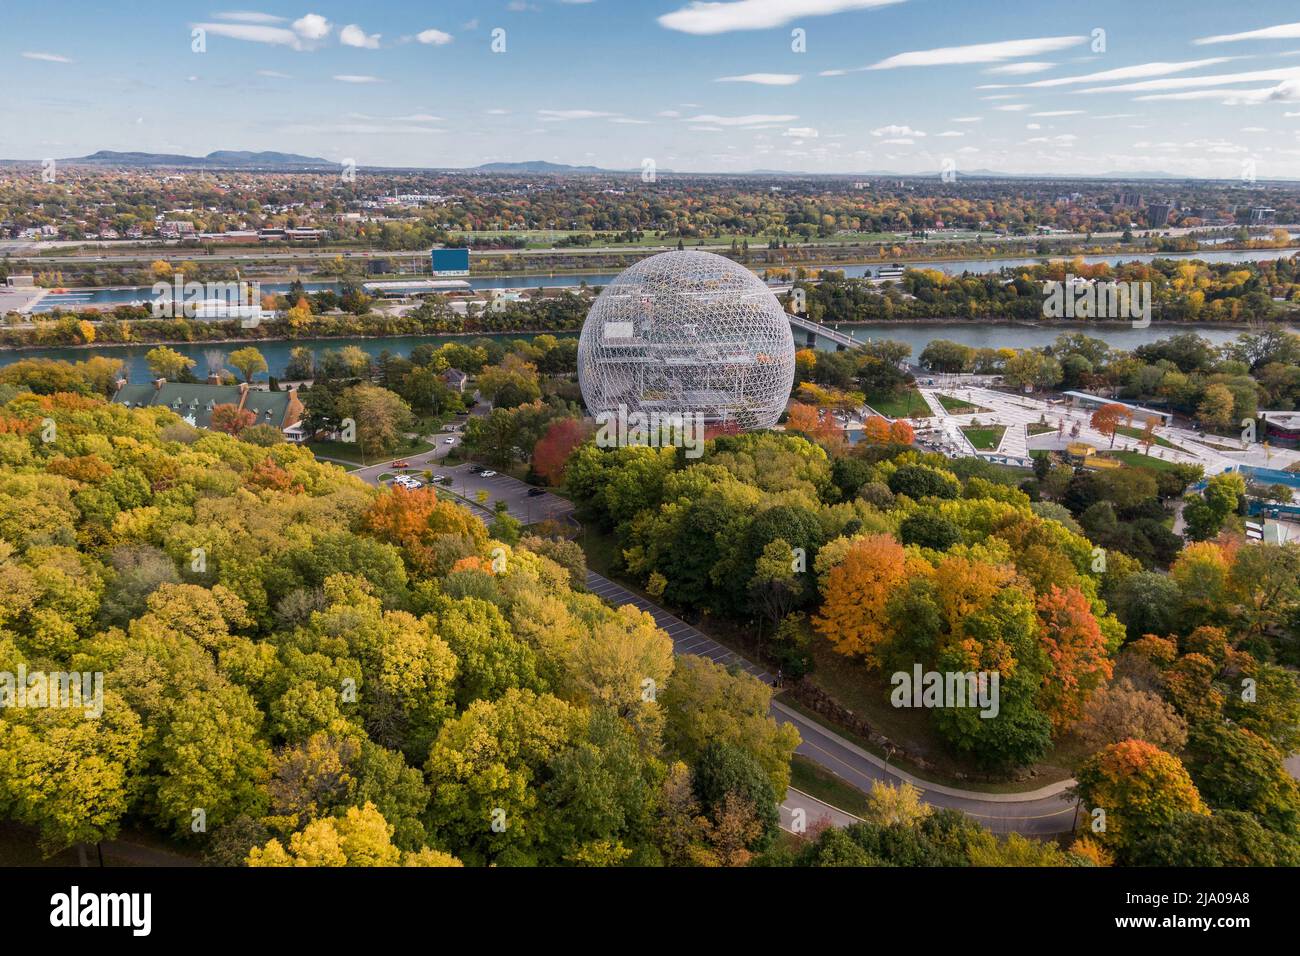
[578,251,796,429]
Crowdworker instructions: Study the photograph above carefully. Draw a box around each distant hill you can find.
[65,150,334,169]
[471,161,609,174]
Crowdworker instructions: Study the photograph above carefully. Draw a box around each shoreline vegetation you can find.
[13,239,1300,290]
[9,253,1298,352]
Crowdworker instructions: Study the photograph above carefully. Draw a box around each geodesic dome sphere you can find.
[578,251,796,429]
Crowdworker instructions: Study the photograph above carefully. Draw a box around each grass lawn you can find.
[961,425,1006,450]
[1027,422,1056,436]
[936,393,988,415]
[865,388,933,419]
[307,437,434,466]
[786,640,1077,793]
[1101,450,1185,472]
[789,755,869,818]
[1114,424,1175,448]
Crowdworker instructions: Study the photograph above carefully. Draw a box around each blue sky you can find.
[5,0,1300,176]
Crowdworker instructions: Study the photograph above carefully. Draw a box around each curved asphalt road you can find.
[584,570,1079,837]
[321,447,1080,837]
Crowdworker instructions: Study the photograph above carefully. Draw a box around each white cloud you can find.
[868,35,1086,70]
[784,126,819,138]
[1019,58,1238,88]
[611,117,651,124]
[992,104,1030,111]
[686,113,799,126]
[21,52,72,63]
[871,124,925,136]
[878,137,914,145]
[935,130,965,137]
[1133,79,1300,104]
[538,109,620,120]
[1031,110,1084,116]
[333,74,381,83]
[340,24,381,49]
[214,11,286,24]
[716,73,801,85]
[193,13,332,50]
[1196,22,1300,45]
[1078,66,1300,95]
[415,29,454,46]
[951,116,982,123]
[292,13,332,41]
[985,61,1055,75]
[257,69,292,78]
[485,108,511,115]
[659,0,904,36]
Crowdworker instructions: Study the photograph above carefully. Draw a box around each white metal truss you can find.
[578,251,796,429]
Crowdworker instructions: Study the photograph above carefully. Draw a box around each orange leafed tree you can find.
[532,418,590,485]
[244,457,302,494]
[888,419,915,444]
[1090,403,1127,448]
[862,416,892,444]
[813,534,915,665]
[1035,584,1113,729]
[362,487,487,574]
[787,402,844,451]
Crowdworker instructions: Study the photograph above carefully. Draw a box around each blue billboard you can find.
[431,248,470,276]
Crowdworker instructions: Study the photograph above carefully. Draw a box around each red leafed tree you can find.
[1035,584,1113,729]
[211,403,256,436]
[532,418,590,485]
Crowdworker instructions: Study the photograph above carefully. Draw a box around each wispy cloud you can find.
[1196,22,1300,45]
[538,109,620,120]
[686,113,799,126]
[659,0,904,36]
[868,36,1086,70]
[984,61,1055,75]
[21,51,72,63]
[716,73,801,85]
[333,74,382,84]
[192,13,333,50]
[212,11,286,24]
[1009,58,1239,88]
[1077,66,1300,94]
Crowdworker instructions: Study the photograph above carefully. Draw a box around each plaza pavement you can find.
[912,385,1300,476]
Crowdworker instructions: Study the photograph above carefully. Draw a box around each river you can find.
[5,321,1293,384]
[31,245,1300,313]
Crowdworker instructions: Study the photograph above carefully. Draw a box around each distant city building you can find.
[1146,203,1172,227]
[1249,207,1276,224]
[1119,190,1144,208]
